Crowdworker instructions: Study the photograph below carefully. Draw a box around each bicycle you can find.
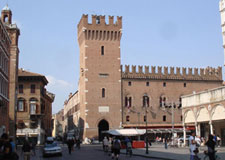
[203,150,221,160]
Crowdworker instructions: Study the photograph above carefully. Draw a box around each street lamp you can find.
[164,100,180,146]
[143,94,149,154]
[145,105,149,154]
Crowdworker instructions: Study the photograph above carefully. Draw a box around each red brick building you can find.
[62,15,223,141]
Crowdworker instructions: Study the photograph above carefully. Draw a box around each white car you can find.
[43,141,62,157]
[178,135,191,143]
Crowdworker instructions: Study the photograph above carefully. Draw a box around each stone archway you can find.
[98,119,109,141]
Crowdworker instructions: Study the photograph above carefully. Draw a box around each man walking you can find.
[189,131,197,160]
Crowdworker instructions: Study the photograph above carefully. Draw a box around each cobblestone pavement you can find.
[16,143,225,160]
[17,144,161,160]
[124,143,225,160]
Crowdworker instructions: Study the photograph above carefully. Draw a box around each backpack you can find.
[114,139,120,149]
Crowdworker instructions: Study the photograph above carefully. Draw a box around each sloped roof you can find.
[18,68,48,84]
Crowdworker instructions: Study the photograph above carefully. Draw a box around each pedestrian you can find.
[213,134,217,144]
[22,138,31,160]
[76,138,81,149]
[9,137,16,153]
[125,137,132,156]
[164,136,168,149]
[67,138,74,155]
[112,137,121,160]
[189,131,197,160]
[217,135,221,147]
[103,137,109,152]
[1,133,12,160]
[205,134,216,160]
[31,139,36,156]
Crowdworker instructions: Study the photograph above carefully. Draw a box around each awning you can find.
[106,129,146,136]
[147,128,190,133]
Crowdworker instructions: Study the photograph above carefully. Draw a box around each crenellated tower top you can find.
[77,14,122,44]
[121,65,223,81]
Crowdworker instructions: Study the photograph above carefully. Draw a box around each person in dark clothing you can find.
[67,138,74,154]
[205,134,216,160]
[1,133,18,160]
[31,139,36,156]
[164,136,168,149]
[76,138,81,149]
[22,139,31,160]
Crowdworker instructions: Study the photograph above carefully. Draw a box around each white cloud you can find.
[46,75,73,88]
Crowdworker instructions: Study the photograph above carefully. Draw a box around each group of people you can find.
[102,136,132,160]
[189,131,218,160]
[67,137,81,154]
[0,133,36,160]
[0,133,18,160]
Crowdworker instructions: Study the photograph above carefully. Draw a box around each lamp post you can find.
[143,94,149,154]
[145,105,149,154]
[164,100,180,146]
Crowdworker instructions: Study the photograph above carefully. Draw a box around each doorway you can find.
[98,119,109,141]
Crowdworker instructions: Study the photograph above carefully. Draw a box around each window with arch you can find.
[30,98,38,115]
[143,94,149,107]
[3,15,8,23]
[159,95,166,107]
[125,96,132,108]
[102,88,105,98]
[17,98,25,112]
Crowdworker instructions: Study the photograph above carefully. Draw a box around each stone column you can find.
[183,124,187,146]
[195,122,198,135]
[197,123,201,137]
[209,121,213,135]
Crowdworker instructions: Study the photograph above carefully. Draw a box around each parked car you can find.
[43,140,62,157]
[178,135,191,143]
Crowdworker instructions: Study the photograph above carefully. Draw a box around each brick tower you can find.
[77,15,122,140]
[1,5,20,138]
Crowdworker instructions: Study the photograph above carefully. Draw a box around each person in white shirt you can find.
[103,137,109,152]
[189,132,197,160]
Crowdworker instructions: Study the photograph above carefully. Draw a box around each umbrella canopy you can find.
[106,129,146,136]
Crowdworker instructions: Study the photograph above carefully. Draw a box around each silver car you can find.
[43,141,62,157]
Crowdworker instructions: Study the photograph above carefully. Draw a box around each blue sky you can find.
[1,0,224,113]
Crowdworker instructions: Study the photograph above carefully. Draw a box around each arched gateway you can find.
[98,120,109,141]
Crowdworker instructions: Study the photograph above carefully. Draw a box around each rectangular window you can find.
[101,46,104,55]
[30,102,36,115]
[163,115,166,122]
[31,84,35,93]
[144,116,146,122]
[163,82,166,87]
[19,84,23,94]
[102,88,105,98]
[146,82,149,86]
[126,116,130,122]
[128,81,132,86]
[18,101,24,112]
[184,83,186,87]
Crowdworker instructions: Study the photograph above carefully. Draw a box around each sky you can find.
[0,0,224,113]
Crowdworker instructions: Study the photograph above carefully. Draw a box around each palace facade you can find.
[62,15,223,141]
